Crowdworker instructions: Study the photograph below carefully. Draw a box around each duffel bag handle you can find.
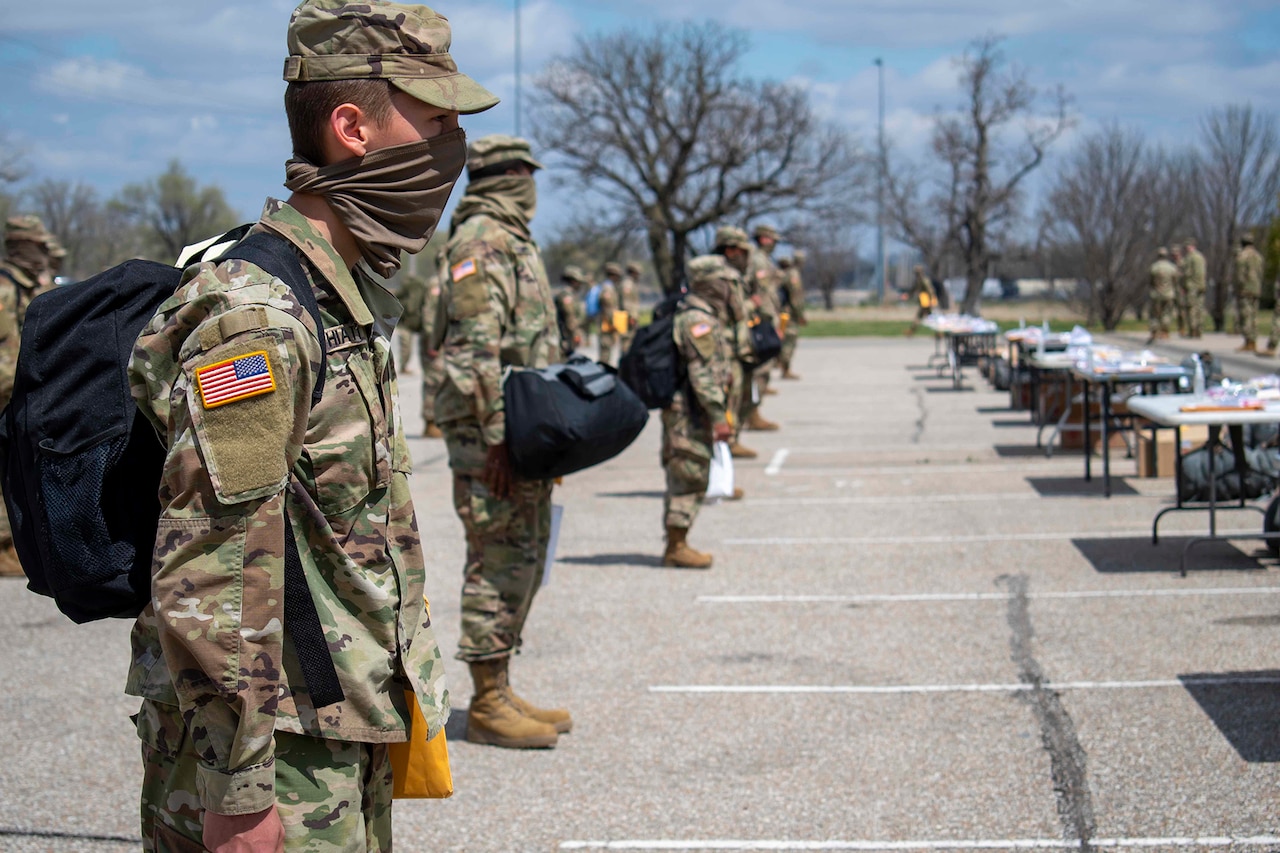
[558,359,616,400]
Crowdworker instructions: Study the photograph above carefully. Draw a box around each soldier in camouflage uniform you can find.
[395,272,426,373]
[1182,237,1207,339]
[1234,233,1264,353]
[742,224,781,430]
[435,134,569,750]
[0,215,55,577]
[777,250,806,380]
[597,261,622,367]
[555,265,586,360]
[1171,244,1188,335]
[1146,247,1178,344]
[619,260,643,354]
[420,263,447,437]
[125,3,497,850]
[662,255,735,568]
[709,227,757,460]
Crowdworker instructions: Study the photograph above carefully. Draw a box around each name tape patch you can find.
[451,258,478,282]
[197,351,277,409]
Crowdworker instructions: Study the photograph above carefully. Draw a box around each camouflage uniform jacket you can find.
[1236,246,1264,298]
[0,262,34,408]
[1149,259,1178,299]
[667,293,731,457]
[745,246,781,323]
[127,199,448,815]
[598,280,620,331]
[618,274,641,317]
[0,260,48,329]
[553,285,581,358]
[435,212,559,452]
[1183,249,1207,292]
[781,266,806,323]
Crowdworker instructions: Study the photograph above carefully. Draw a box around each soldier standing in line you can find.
[661,255,735,569]
[904,264,938,337]
[420,264,447,438]
[0,215,55,577]
[125,3,496,848]
[395,272,426,373]
[777,250,806,380]
[619,260,643,355]
[1234,232,1264,353]
[597,261,622,367]
[1182,237,1208,339]
[1171,244,1188,336]
[712,226,757,460]
[742,224,781,430]
[555,265,586,360]
[1146,247,1178,345]
[436,134,569,749]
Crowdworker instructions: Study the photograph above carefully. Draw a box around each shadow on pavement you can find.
[446,709,470,741]
[1180,671,1280,762]
[990,418,1035,428]
[558,553,665,568]
[924,385,975,393]
[994,443,1056,458]
[1027,476,1138,497]
[596,490,664,499]
[1071,536,1268,573]
[975,406,1013,414]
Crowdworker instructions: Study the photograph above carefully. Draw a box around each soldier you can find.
[1182,237,1207,339]
[395,272,427,373]
[1146,247,1178,344]
[777,250,806,380]
[904,264,937,337]
[597,261,622,366]
[1234,233,1264,353]
[125,2,496,849]
[0,215,55,577]
[710,226,757,459]
[435,133,568,750]
[662,255,735,568]
[1171,244,1187,335]
[619,260,643,355]
[555,265,586,360]
[742,224,781,431]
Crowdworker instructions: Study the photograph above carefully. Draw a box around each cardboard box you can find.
[1135,425,1211,478]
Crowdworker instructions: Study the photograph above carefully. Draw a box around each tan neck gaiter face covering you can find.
[284,128,467,278]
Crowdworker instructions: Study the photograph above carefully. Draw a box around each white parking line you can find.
[772,463,1096,475]
[649,676,1280,696]
[723,530,1262,546]
[697,587,1280,604]
[765,449,790,476]
[560,834,1280,850]
[743,493,1164,506]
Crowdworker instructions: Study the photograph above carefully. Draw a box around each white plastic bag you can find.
[541,504,564,587]
[705,441,735,502]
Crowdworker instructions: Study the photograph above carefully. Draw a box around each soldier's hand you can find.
[203,806,284,853]
[713,421,733,442]
[483,441,514,500]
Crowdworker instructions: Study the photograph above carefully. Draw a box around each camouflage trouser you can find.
[136,699,392,853]
[444,422,552,662]
[1187,287,1206,337]
[663,451,710,529]
[1239,294,1259,344]
[598,331,619,368]
[620,332,635,359]
[396,330,416,373]
[729,361,747,442]
[1176,287,1189,334]
[420,349,445,425]
[1148,293,1176,337]
[780,325,799,371]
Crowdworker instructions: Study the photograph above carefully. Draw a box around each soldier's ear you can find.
[324,103,376,162]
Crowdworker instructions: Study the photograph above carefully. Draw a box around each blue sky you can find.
[2,1,1278,251]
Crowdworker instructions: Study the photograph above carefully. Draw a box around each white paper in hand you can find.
[705,441,735,502]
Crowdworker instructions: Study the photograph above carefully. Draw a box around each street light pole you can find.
[514,0,522,136]
[875,57,886,301]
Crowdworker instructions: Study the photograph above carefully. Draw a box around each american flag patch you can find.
[691,322,712,338]
[196,351,277,409]
[451,258,478,282]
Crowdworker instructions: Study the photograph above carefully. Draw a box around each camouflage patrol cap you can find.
[284,1,499,115]
[1242,231,1255,246]
[687,255,730,284]
[4,215,49,246]
[625,261,642,276]
[777,256,793,269]
[604,262,622,278]
[713,226,751,250]
[467,134,544,173]
[753,223,778,241]
[44,236,68,259]
[793,249,807,263]
[561,264,585,283]
[1157,246,1169,257]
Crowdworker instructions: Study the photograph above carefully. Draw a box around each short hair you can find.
[285,79,396,165]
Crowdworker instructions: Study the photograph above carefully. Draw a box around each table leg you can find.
[1101,380,1111,498]
[1083,380,1092,482]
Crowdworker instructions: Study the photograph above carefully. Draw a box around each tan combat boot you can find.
[1236,341,1257,353]
[503,667,573,734]
[423,420,443,439]
[729,442,758,459]
[0,542,23,578]
[663,526,713,569]
[746,411,779,432]
[1258,346,1276,357]
[466,660,558,749]
[727,487,745,501]
[782,368,801,380]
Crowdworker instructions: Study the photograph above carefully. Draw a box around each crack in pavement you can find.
[999,574,1097,851]
[911,386,927,444]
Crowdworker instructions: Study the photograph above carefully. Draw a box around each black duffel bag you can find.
[504,356,649,480]
[743,315,782,366]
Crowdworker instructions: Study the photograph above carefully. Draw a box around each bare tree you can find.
[532,21,867,294]
[789,219,860,310]
[0,131,29,231]
[111,159,238,262]
[1186,104,1280,329]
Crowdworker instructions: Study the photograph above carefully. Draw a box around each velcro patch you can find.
[196,351,276,409]
[691,322,712,338]
[451,258,478,282]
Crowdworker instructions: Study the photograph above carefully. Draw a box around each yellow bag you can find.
[389,690,454,799]
[918,291,934,309]
[612,310,630,335]
[779,312,790,336]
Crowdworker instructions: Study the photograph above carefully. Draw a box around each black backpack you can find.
[504,356,649,480]
[619,292,684,410]
[743,314,783,366]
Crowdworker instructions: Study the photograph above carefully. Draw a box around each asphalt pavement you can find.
[1,336,1277,852]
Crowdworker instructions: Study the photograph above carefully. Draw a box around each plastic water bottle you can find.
[1019,318,1026,329]
[1192,355,1206,395]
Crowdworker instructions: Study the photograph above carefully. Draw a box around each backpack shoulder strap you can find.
[221,232,327,406]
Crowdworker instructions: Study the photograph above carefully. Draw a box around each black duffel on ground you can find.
[504,356,649,480]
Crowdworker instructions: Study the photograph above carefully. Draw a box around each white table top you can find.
[1126,394,1280,426]
[1027,353,1077,370]
[1070,365,1187,384]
